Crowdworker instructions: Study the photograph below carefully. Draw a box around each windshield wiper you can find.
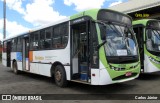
[153,30,160,40]
[108,22,122,37]
[97,40,107,49]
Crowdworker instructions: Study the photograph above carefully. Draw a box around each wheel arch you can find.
[50,61,65,77]
[12,59,17,68]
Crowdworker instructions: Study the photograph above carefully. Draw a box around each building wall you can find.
[108,0,160,13]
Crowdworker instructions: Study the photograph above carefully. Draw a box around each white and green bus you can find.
[133,19,160,73]
[2,9,140,87]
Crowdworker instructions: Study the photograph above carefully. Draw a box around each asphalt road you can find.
[0,63,160,103]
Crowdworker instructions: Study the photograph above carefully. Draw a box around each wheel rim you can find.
[55,70,62,82]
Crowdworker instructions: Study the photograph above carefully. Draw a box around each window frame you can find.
[52,22,69,49]
[16,36,23,52]
[11,38,17,52]
[29,31,40,51]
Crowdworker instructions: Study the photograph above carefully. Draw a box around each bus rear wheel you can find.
[54,65,67,87]
[13,61,19,74]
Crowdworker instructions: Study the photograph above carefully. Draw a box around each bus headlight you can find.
[149,56,160,64]
[130,63,139,69]
[110,66,125,71]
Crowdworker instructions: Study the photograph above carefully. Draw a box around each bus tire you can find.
[54,65,68,87]
[13,61,19,74]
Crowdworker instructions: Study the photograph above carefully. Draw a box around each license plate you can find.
[125,72,132,76]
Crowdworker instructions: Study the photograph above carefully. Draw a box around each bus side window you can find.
[133,27,143,49]
[52,22,68,49]
[45,28,52,49]
[11,38,17,52]
[53,25,61,49]
[40,30,45,49]
[17,37,22,52]
[91,23,98,68]
[30,32,39,50]
[3,41,6,52]
[60,22,69,48]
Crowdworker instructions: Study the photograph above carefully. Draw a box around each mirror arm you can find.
[96,40,107,50]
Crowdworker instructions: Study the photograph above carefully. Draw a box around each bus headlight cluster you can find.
[110,66,125,71]
[130,63,139,69]
[149,56,160,64]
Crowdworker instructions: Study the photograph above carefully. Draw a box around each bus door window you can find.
[25,38,29,58]
[133,26,144,67]
[90,22,98,68]
[71,21,90,81]
[7,41,11,67]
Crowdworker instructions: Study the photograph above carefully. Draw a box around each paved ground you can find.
[0,63,160,103]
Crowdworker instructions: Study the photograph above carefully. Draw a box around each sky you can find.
[0,0,128,40]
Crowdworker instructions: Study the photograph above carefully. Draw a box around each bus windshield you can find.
[146,29,160,52]
[99,22,138,57]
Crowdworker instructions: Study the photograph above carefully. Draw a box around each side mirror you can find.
[147,29,152,38]
[146,39,152,45]
[100,25,106,40]
[124,27,129,37]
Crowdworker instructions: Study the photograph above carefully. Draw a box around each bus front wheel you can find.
[13,61,19,74]
[54,65,67,87]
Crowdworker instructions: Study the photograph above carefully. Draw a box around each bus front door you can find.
[22,37,29,71]
[6,42,11,67]
[71,21,91,82]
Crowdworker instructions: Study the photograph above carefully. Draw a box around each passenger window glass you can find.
[45,28,52,49]
[40,30,45,49]
[17,37,22,51]
[30,32,39,50]
[52,22,68,49]
[11,38,17,52]
[53,26,61,48]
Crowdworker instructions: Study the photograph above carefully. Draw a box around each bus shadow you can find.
[137,72,160,80]
[68,81,136,94]
[6,69,53,83]
[6,69,136,94]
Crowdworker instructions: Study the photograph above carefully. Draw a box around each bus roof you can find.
[70,8,132,21]
[3,8,131,41]
[3,17,70,41]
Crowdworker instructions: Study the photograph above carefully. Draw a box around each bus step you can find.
[70,79,90,84]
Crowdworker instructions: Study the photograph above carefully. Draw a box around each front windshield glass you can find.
[146,29,160,52]
[99,23,138,56]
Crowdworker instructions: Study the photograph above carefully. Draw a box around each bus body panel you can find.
[28,47,70,76]
[30,63,39,74]
[133,19,160,73]
[17,62,22,71]
[64,66,71,80]
[38,63,52,77]
[14,52,23,71]
[2,9,141,86]
[10,52,17,68]
[144,54,160,72]
[96,22,140,82]
[91,69,100,85]
[2,53,6,67]
[92,61,140,85]
[98,61,112,85]
[30,49,70,65]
